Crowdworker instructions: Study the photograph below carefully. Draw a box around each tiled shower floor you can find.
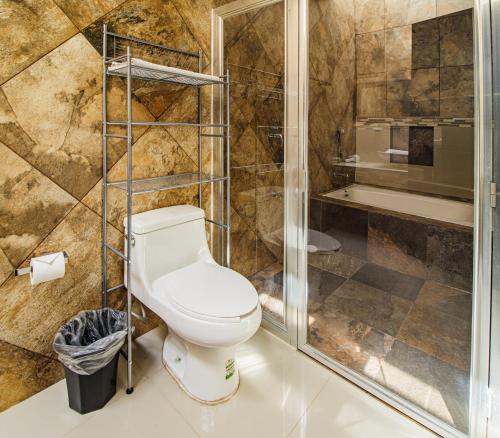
[253,260,471,433]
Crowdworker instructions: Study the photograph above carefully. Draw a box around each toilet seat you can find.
[152,261,258,322]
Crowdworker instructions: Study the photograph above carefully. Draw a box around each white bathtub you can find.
[323,184,474,228]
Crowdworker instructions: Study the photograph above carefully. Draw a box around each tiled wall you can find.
[225,4,285,290]
[310,197,473,292]
[0,0,230,411]
[309,0,357,195]
[355,0,473,119]
[352,0,474,199]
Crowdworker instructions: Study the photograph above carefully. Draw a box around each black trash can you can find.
[53,308,127,414]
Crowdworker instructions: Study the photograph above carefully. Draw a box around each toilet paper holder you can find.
[15,251,69,277]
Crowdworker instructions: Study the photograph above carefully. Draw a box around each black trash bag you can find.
[53,308,127,375]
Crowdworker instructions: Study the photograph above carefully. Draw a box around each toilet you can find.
[124,205,262,403]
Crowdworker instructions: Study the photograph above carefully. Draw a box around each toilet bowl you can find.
[124,205,261,403]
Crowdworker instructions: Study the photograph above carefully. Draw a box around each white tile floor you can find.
[0,327,436,438]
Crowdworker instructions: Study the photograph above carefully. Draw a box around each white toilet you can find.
[124,205,262,403]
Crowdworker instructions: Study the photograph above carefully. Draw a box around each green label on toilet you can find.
[225,359,235,380]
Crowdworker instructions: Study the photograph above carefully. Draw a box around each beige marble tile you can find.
[232,124,260,168]
[356,31,385,76]
[308,89,336,165]
[223,8,259,50]
[171,0,213,56]
[437,0,473,16]
[385,26,412,75]
[252,2,285,74]
[385,0,436,27]
[82,127,198,231]
[0,0,77,84]
[0,249,13,286]
[157,86,211,164]
[83,0,200,57]
[355,0,385,33]
[408,0,437,24]
[1,34,153,200]
[230,208,257,278]
[356,73,386,118]
[0,143,77,268]
[309,0,324,30]
[231,166,256,229]
[0,340,64,412]
[0,203,123,357]
[309,18,333,83]
[54,0,127,30]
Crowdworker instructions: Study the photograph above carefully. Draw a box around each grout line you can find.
[0,338,62,364]
[0,32,79,88]
[285,360,332,438]
[146,370,203,438]
[1,137,80,206]
[57,0,129,33]
[394,337,470,374]
[171,2,209,62]
[0,199,80,289]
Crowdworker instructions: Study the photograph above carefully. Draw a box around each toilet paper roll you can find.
[30,252,66,285]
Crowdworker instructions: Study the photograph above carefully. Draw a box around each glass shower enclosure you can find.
[213,1,495,437]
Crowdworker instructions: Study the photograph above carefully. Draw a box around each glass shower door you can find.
[300,0,480,436]
[221,1,287,326]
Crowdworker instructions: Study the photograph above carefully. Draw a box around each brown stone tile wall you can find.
[314,198,473,291]
[0,0,233,411]
[224,3,284,304]
[309,0,357,194]
[355,2,474,119]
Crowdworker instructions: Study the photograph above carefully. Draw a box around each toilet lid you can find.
[154,261,258,319]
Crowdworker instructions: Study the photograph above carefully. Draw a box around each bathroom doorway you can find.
[214,0,494,437]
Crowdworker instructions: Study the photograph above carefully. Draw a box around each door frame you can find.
[488,0,500,436]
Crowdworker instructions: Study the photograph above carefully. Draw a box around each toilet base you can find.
[162,332,240,404]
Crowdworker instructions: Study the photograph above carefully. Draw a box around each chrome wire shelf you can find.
[107,57,224,86]
[101,25,231,397]
[107,173,229,195]
[106,120,227,128]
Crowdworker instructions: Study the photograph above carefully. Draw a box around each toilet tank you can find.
[124,205,213,300]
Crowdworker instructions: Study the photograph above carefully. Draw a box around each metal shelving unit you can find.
[101,25,231,395]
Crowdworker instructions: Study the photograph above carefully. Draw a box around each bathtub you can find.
[323,184,473,228]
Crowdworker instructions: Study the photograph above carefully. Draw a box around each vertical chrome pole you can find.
[226,69,231,268]
[125,45,134,395]
[101,24,108,308]
[198,50,203,208]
